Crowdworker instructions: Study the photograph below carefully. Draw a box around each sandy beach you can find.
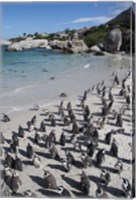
[0,58,133,198]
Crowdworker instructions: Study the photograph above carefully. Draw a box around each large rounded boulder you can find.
[103,26,122,52]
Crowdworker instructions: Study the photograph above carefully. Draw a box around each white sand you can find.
[1,64,133,198]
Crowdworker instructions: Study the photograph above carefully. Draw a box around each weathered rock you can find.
[64,40,88,54]
[49,40,67,50]
[89,45,102,53]
[103,26,122,52]
[121,29,134,53]
[7,39,49,51]
[59,93,68,98]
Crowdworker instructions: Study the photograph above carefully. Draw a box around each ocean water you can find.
[1,46,130,113]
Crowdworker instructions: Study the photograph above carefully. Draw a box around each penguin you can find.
[26,143,34,159]
[33,154,41,168]
[27,121,34,132]
[83,90,87,101]
[74,141,81,152]
[56,186,71,197]
[3,165,13,184]
[87,140,96,157]
[72,122,79,134]
[10,171,22,194]
[10,141,18,154]
[12,132,19,146]
[2,113,10,122]
[105,131,112,145]
[5,153,15,168]
[67,101,72,111]
[65,150,75,165]
[109,90,114,101]
[122,178,131,197]
[92,128,99,146]
[0,132,5,144]
[80,171,90,195]
[43,170,57,189]
[49,145,60,160]
[107,100,114,111]
[96,149,105,166]
[60,132,66,146]
[110,138,118,158]
[61,158,72,172]
[40,120,46,132]
[126,95,130,104]
[49,114,56,126]
[80,152,93,168]
[114,74,120,85]
[95,185,108,198]
[114,159,123,174]
[116,113,123,127]
[18,125,25,138]
[23,190,37,197]
[34,131,41,145]
[14,155,23,171]
[100,169,111,186]
[45,130,56,148]
[63,116,70,126]
[31,115,36,125]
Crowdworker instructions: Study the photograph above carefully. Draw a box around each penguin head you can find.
[81,152,86,158]
[13,171,19,177]
[101,169,107,175]
[102,149,105,154]
[96,186,103,196]
[43,170,50,178]
[122,178,128,185]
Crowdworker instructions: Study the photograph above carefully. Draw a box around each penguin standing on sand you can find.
[60,132,66,146]
[61,158,72,172]
[87,140,96,157]
[80,152,93,168]
[3,165,13,184]
[110,138,118,158]
[14,155,23,171]
[72,122,79,134]
[114,159,123,174]
[122,178,131,197]
[10,171,22,194]
[100,169,111,186]
[49,114,56,127]
[80,171,90,195]
[40,120,46,132]
[26,143,34,159]
[33,154,41,168]
[23,190,37,197]
[116,113,123,127]
[31,115,36,126]
[10,141,18,154]
[105,131,112,145]
[96,149,105,166]
[27,121,34,132]
[5,153,15,168]
[43,170,57,189]
[49,145,60,160]
[65,150,75,165]
[34,131,41,145]
[12,132,19,146]
[18,125,25,138]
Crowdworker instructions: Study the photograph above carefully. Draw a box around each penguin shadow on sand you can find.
[47,163,66,173]
[100,166,117,173]
[89,175,101,184]
[19,148,28,158]
[61,175,80,191]
[37,188,59,198]
[27,136,35,144]
[71,190,94,198]
[36,151,52,159]
[29,175,48,188]
[104,186,124,197]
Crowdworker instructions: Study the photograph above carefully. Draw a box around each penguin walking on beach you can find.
[80,171,90,195]
[27,121,34,132]
[49,145,60,160]
[95,185,108,198]
[100,169,111,186]
[3,165,13,184]
[10,171,22,194]
[122,178,131,197]
[80,152,93,168]
[31,115,36,126]
[10,141,18,154]
[114,159,123,174]
[60,132,66,146]
[2,113,10,122]
[45,130,56,148]
[63,116,70,126]
[18,125,25,138]
[61,158,72,172]
[96,149,105,167]
[65,150,75,165]
[126,95,130,104]
[110,138,118,158]
[33,154,41,168]
[72,122,79,134]
[49,114,56,127]
[14,155,23,171]
[12,132,19,146]
[43,170,57,189]
[26,143,34,159]
[40,120,46,132]
[114,74,120,85]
